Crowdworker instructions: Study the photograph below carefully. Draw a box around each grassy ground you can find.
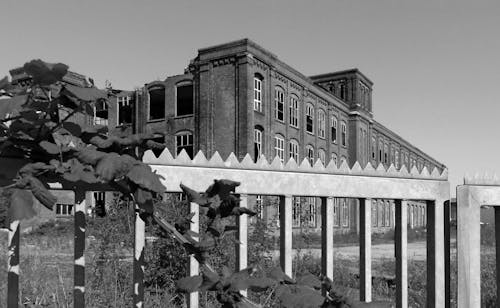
[0,223,497,307]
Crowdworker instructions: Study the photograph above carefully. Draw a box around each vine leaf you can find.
[176,275,203,293]
[61,122,82,137]
[39,140,60,155]
[27,176,57,210]
[9,189,36,221]
[126,164,165,194]
[23,60,68,85]
[297,272,322,290]
[268,267,296,284]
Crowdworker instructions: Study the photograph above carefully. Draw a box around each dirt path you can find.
[269,240,457,262]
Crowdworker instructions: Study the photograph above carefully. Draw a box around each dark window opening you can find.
[117,96,132,125]
[176,84,194,116]
[149,87,165,120]
[306,116,313,133]
[340,84,346,100]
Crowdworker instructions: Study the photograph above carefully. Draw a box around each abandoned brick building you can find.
[131,39,445,234]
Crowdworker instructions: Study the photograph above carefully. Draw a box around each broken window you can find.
[254,126,263,162]
[176,84,193,116]
[117,96,132,125]
[148,86,165,120]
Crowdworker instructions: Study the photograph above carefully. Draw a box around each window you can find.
[306,197,317,227]
[333,198,340,226]
[331,153,338,166]
[318,149,326,165]
[318,110,326,138]
[306,104,314,133]
[341,122,347,147]
[292,197,301,227]
[92,105,108,126]
[56,203,73,216]
[331,116,338,143]
[274,134,285,163]
[342,199,349,227]
[339,83,346,100]
[117,96,132,125]
[274,87,284,121]
[289,139,299,162]
[379,140,383,162]
[340,156,347,166]
[384,144,389,164]
[395,150,400,169]
[306,145,314,166]
[378,200,384,226]
[255,195,263,220]
[175,132,193,158]
[254,127,263,162]
[372,201,378,227]
[385,201,391,226]
[93,191,105,216]
[254,75,262,112]
[289,95,299,127]
[176,83,193,116]
[371,137,376,161]
[148,86,165,120]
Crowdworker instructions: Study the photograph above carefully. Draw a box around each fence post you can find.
[279,195,293,277]
[457,186,480,307]
[427,199,445,308]
[7,219,20,308]
[188,201,200,308]
[395,199,407,308]
[74,195,86,308]
[359,198,372,302]
[444,200,451,308]
[321,196,334,293]
[133,203,146,308]
[236,194,248,296]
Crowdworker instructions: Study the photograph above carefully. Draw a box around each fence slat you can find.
[236,194,248,296]
[7,220,20,308]
[359,198,372,302]
[188,202,200,308]
[74,199,86,308]
[280,195,293,277]
[427,199,445,308]
[444,200,451,308]
[395,200,408,308]
[133,204,146,308]
[495,207,500,306]
[321,197,334,292]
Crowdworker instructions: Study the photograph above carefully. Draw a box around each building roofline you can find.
[372,120,446,168]
[309,69,374,85]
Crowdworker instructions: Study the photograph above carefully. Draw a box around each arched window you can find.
[148,85,165,120]
[175,131,193,158]
[318,149,326,165]
[253,74,263,112]
[306,103,314,133]
[317,109,326,138]
[331,116,338,143]
[378,140,383,162]
[341,121,347,146]
[339,82,346,100]
[289,139,299,162]
[274,134,285,163]
[395,150,400,169]
[306,145,314,166]
[176,81,193,116]
[289,95,299,128]
[274,87,284,121]
[340,156,347,166]
[254,126,263,162]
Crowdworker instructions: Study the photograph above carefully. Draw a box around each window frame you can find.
[341,121,347,147]
[318,149,326,165]
[342,199,349,227]
[274,134,285,163]
[148,85,166,121]
[305,103,314,134]
[274,87,285,122]
[306,145,315,166]
[289,139,299,162]
[318,109,326,139]
[253,76,263,112]
[254,127,263,161]
[116,96,132,126]
[331,116,338,144]
[289,95,299,128]
[175,131,193,158]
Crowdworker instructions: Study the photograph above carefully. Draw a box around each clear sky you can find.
[1,0,499,195]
